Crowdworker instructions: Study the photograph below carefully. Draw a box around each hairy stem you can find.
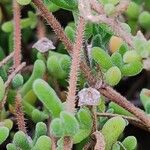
[32,0,73,52]
[97,112,149,132]
[64,137,73,150]
[37,17,46,39]
[33,0,150,129]
[0,62,26,111]
[13,0,21,68]
[92,131,105,150]
[66,17,85,113]
[15,92,27,133]
[0,52,14,68]
[100,86,150,129]
[5,62,26,88]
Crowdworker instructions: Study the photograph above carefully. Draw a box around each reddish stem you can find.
[13,0,21,68]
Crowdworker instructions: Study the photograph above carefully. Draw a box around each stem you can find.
[100,86,150,129]
[32,0,73,52]
[97,112,149,132]
[66,17,85,113]
[37,17,46,39]
[13,0,21,68]
[92,131,105,150]
[114,0,130,16]
[15,92,27,133]
[63,137,73,150]
[33,0,150,129]
[5,62,26,88]
[0,52,14,68]
[81,64,150,129]
[0,62,26,111]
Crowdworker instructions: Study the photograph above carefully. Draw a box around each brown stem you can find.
[114,0,130,16]
[80,63,150,129]
[0,52,14,68]
[32,0,150,129]
[100,86,150,129]
[63,137,73,150]
[37,17,46,39]
[0,62,26,111]
[4,62,26,88]
[90,106,98,132]
[32,0,73,53]
[66,17,85,113]
[92,131,105,150]
[97,112,149,132]
[15,92,27,133]
[13,0,21,68]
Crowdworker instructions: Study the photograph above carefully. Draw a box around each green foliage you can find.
[121,61,143,77]
[33,79,63,118]
[140,89,150,113]
[112,142,120,150]
[73,108,93,143]
[123,51,141,63]
[2,11,37,33]
[60,111,79,136]
[122,136,137,150]
[50,111,79,138]
[109,102,132,116]
[3,119,13,130]
[31,109,49,123]
[121,23,131,33]
[13,131,32,150]
[91,47,113,70]
[102,117,127,150]
[0,0,149,148]
[126,2,140,19]
[65,26,75,42]
[92,34,102,48]
[47,52,71,79]
[104,4,115,16]
[111,52,123,69]
[16,0,31,5]
[6,143,17,150]
[33,136,52,150]
[47,0,78,10]
[0,77,5,102]
[50,118,64,137]
[21,60,46,96]
[105,66,121,86]
[139,11,150,30]
[0,127,9,145]
[33,122,47,145]
[12,74,24,89]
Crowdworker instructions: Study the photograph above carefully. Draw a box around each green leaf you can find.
[105,66,122,86]
[121,61,143,77]
[102,117,127,150]
[33,79,63,118]
[0,127,9,145]
[13,131,32,150]
[91,47,113,70]
[0,77,5,102]
[21,60,46,96]
[50,118,64,137]
[60,111,79,137]
[16,0,31,5]
[33,136,52,150]
[122,136,137,150]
